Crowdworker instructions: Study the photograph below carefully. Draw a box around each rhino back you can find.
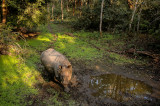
[41,48,71,72]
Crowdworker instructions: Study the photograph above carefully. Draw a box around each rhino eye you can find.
[67,65,72,68]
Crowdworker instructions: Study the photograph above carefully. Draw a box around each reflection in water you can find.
[89,74,152,102]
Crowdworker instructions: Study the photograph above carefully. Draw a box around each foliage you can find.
[72,1,130,33]
[72,7,93,30]
[18,0,48,29]
[0,25,13,45]
[44,0,159,36]
[5,0,49,30]
[141,0,160,35]
[0,25,19,54]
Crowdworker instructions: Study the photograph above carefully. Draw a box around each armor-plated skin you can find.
[41,48,72,92]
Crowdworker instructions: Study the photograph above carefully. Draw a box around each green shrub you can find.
[72,1,130,33]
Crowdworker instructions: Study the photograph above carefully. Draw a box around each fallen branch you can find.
[20,32,40,38]
[127,48,160,63]
[64,32,75,37]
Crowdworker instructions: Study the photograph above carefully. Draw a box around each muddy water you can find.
[89,74,152,102]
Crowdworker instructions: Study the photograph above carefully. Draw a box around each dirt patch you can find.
[66,58,160,106]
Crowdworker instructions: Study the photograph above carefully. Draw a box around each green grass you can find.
[0,55,38,106]
[39,23,104,61]
[0,24,57,106]
[19,33,54,51]
[107,52,144,65]
[54,34,104,60]
[49,23,145,65]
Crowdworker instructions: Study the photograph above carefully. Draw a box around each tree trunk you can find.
[87,0,90,8]
[51,4,55,20]
[73,0,75,16]
[100,0,104,37]
[137,5,142,33]
[47,3,50,20]
[67,0,69,12]
[2,0,7,24]
[61,0,64,21]
[75,0,77,9]
[129,0,138,32]
[80,0,83,17]
[88,0,90,5]
[73,0,76,16]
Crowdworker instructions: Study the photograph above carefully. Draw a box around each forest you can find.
[0,0,160,105]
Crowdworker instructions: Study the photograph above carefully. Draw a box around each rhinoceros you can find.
[40,48,72,92]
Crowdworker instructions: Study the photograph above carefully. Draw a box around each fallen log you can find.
[126,48,160,63]
[20,32,40,38]
[64,32,75,37]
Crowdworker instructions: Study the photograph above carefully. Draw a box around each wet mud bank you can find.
[70,60,160,106]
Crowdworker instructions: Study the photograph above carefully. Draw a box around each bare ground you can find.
[68,57,160,106]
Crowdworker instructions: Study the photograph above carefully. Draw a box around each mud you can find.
[67,59,160,106]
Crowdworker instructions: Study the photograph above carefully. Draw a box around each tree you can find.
[61,0,63,21]
[137,3,142,33]
[129,0,138,32]
[100,0,104,36]
[2,0,7,24]
[51,3,55,20]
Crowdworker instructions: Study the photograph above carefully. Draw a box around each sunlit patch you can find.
[0,55,38,105]
[54,35,103,60]
[37,33,53,42]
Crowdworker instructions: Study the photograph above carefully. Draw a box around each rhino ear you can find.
[59,65,62,69]
[67,65,72,68]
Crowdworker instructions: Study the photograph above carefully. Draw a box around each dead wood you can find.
[126,48,160,63]
[64,32,75,37]
[20,32,40,38]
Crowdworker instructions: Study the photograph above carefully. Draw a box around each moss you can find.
[0,55,38,106]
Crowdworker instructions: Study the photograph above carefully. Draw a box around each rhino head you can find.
[58,65,72,92]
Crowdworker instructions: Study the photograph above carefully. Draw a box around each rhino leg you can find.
[63,84,70,92]
[64,86,70,92]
